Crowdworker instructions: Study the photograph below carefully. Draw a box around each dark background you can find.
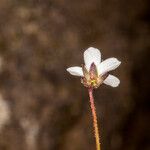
[0,0,149,150]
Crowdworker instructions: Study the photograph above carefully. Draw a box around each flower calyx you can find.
[81,63,108,89]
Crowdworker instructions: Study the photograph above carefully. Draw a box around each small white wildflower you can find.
[67,47,121,88]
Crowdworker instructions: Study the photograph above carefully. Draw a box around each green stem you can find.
[88,88,101,150]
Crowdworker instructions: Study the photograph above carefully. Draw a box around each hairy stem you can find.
[88,88,101,150]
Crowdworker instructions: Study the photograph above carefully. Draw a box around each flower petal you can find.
[66,67,83,76]
[98,58,121,75]
[84,47,101,71]
[103,74,120,87]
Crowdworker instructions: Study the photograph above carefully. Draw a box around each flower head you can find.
[67,47,121,88]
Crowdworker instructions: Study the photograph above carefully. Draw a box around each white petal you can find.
[98,58,121,75]
[66,67,83,76]
[103,75,120,87]
[84,47,101,71]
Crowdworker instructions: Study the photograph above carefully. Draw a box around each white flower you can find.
[67,47,121,88]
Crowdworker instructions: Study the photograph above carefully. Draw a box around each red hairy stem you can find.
[88,88,101,150]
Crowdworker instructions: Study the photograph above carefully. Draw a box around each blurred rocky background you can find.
[0,0,149,150]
